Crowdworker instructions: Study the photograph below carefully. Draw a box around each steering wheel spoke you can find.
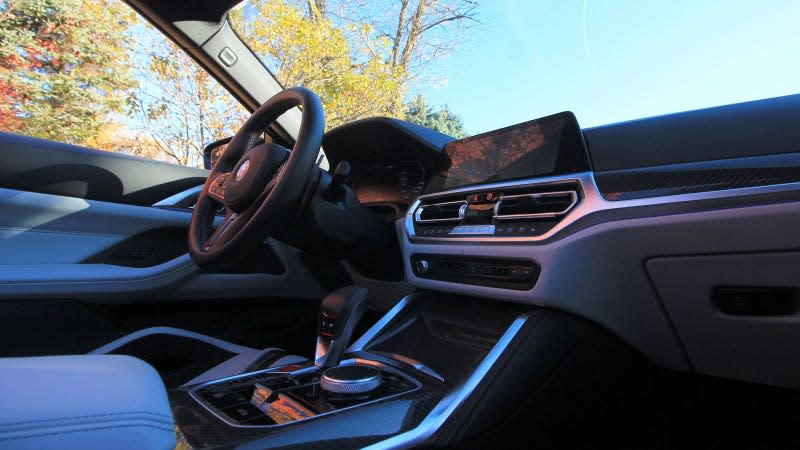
[263,160,285,194]
[204,211,240,251]
[207,172,232,203]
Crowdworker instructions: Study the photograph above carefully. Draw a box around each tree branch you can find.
[391,0,410,68]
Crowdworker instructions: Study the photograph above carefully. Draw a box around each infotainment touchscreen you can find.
[424,112,590,193]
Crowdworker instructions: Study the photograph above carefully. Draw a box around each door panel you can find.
[0,187,193,264]
[0,131,207,205]
[0,134,326,303]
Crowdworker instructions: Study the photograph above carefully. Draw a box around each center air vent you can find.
[414,200,467,223]
[494,191,577,221]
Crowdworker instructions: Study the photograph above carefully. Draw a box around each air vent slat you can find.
[494,191,577,221]
[414,200,466,223]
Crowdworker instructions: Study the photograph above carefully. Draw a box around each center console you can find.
[186,286,428,430]
[190,359,420,427]
[169,290,527,449]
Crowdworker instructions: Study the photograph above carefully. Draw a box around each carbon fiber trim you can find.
[595,152,800,201]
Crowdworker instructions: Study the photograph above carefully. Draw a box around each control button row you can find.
[417,226,451,236]
[208,173,231,199]
[425,260,536,281]
[415,223,540,237]
[495,224,537,234]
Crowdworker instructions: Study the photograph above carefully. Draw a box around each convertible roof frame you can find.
[130,0,244,25]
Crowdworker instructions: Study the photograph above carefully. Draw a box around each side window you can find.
[0,0,248,168]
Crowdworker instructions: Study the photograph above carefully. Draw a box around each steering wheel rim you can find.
[188,87,324,268]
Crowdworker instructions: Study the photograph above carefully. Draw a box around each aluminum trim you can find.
[348,293,416,352]
[413,200,468,224]
[388,354,445,382]
[406,174,589,243]
[152,184,203,207]
[322,368,381,384]
[364,314,529,449]
[320,365,382,394]
[406,172,800,244]
[493,190,578,221]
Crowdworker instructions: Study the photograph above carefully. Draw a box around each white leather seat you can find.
[0,355,175,450]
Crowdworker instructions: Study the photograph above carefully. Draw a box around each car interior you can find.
[2,1,800,449]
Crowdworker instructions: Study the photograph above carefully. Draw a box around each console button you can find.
[413,259,430,275]
[222,404,259,421]
[202,390,244,408]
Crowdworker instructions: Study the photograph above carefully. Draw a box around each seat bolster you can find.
[0,355,175,450]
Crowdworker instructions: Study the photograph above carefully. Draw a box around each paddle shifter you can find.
[315,285,368,369]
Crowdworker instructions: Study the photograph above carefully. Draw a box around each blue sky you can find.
[421,0,800,134]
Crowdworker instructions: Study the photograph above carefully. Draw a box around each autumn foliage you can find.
[0,0,137,143]
[231,0,407,127]
[0,0,472,167]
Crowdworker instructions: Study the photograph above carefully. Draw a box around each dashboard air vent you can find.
[494,191,577,221]
[414,200,467,223]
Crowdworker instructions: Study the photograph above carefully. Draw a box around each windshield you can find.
[231,0,800,136]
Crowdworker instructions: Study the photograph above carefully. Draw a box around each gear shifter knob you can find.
[315,285,368,368]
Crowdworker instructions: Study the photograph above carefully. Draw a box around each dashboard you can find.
[350,161,428,205]
[321,117,454,220]
[323,112,588,222]
[321,95,800,393]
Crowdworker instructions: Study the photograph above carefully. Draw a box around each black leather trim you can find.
[131,0,239,23]
[322,116,452,169]
[0,131,207,206]
[584,93,800,172]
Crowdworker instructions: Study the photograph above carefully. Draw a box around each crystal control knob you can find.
[320,364,381,395]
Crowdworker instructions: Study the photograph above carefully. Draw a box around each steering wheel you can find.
[188,87,324,268]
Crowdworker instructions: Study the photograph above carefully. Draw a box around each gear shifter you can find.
[315,285,368,369]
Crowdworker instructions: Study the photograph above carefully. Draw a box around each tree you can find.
[230,0,406,129]
[387,0,479,78]
[321,0,479,88]
[231,0,478,129]
[0,0,250,166]
[0,0,137,143]
[1,0,476,166]
[404,94,466,137]
[306,0,326,19]
[123,26,249,166]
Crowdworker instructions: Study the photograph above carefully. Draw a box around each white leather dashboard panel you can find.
[401,179,800,376]
[649,252,800,390]
[0,187,193,264]
[0,187,326,301]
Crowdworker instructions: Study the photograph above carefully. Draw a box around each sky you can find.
[420,0,800,134]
